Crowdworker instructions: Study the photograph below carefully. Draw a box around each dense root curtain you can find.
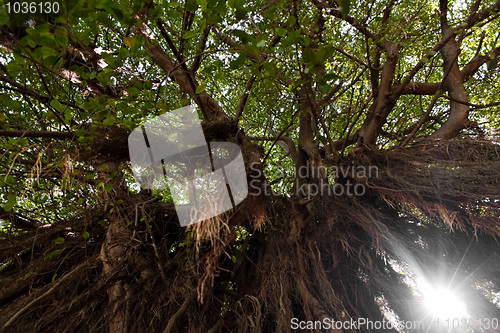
[1,139,500,332]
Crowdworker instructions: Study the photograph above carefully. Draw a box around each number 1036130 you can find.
[6,2,60,14]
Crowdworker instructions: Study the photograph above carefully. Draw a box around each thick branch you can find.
[391,82,441,95]
[429,1,470,140]
[358,44,400,145]
[462,45,500,81]
[134,24,228,121]
[391,43,500,96]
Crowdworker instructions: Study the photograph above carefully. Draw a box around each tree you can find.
[1,0,500,331]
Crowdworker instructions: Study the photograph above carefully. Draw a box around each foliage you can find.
[0,0,500,332]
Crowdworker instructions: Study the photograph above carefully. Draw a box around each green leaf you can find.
[3,194,16,212]
[324,73,341,81]
[122,119,136,129]
[339,0,351,19]
[51,273,58,282]
[275,28,287,37]
[34,23,51,35]
[118,47,130,61]
[103,116,116,126]
[256,39,266,48]
[64,109,73,121]
[302,49,313,62]
[55,237,66,245]
[45,249,62,260]
[5,175,16,186]
[195,83,207,94]
[82,231,90,239]
[199,18,207,32]
[4,99,22,111]
[245,44,259,57]
[298,36,310,47]
[39,35,57,49]
[232,30,250,44]
[17,137,29,146]
[183,30,197,39]
[186,0,198,11]
[50,100,64,112]
[124,36,136,48]
[109,7,124,21]
[320,84,331,93]
[75,129,86,137]
[207,15,223,24]
[196,0,207,11]
[0,4,8,25]
[229,53,247,69]
[104,183,113,191]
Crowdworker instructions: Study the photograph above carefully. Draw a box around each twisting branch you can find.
[427,0,470,140]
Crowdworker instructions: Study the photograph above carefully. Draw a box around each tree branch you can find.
[0,130,74,139]
[162,293,196,333]
[3,263,89,329]
[191,25,211,73]
[461,45,500,81]
[133,23,228,121]
[428,0,470,140]
[234,75,256,125]
[314,3,380,43]
[358,44,400,145]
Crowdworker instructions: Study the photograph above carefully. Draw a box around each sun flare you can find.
[424,288,468,319]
